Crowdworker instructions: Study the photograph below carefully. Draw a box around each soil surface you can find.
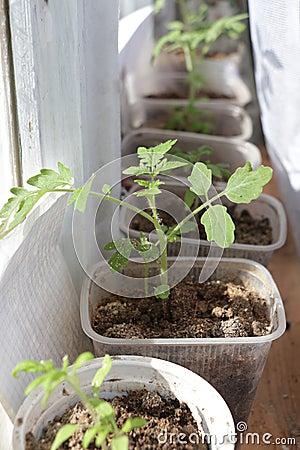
[130,207,273,246]
[25,389,207,450]
[92,279,271,339]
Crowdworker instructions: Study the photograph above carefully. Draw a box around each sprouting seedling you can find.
[0,140,272,301]
[152,1,248,130]
[13,353,146,450]
[171,145,231,180]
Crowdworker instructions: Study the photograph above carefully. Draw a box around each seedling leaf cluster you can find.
[153,0,248,133]
[0,140,272,300]
[13,354,146,450]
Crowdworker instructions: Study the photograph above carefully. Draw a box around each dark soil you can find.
[25,389,207,450]
[130,207,273,246]
[92,279,271,339]
[145,91,232,100]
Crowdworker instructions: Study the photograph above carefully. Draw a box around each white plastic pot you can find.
[124,71,251,108]
[13,356,235,450]
[80,258,286,423]
[121,129,262,171]
[124,99,253,141]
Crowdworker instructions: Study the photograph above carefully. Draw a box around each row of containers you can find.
[80,42,288,426]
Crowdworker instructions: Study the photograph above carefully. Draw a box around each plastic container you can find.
[124,71,252,107]
[13,355,235,450]
[125,99,253,141]
[153,41,246,73]
[121,128,262,171]
[119,182,287,266]
[80,258,286,424]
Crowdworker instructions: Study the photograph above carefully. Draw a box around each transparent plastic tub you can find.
[13,356,235,450]
[125,99,253,141]
[124,71,252,107]
[119,183,287,266]
[121,128,262,171]
[80,258,286,424]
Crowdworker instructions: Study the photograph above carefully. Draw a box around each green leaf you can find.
[0,188,28,219]
[12,360,52,378]
[111,435,129,450]
[225,163,273,204]
[138,140,177,156]
[94,401,115,421]
[27,162,73,190]
[154,284,170,299]
[104,241,116,251]
[108,252,129,272]
[201,205,235,248]
[188,162,212,197]
[82,427,99,449]
[102,184,111,195]
[68,174,95,213]
[184,189,196,209]
[23,374,50,396]
[106,239,134,272]
[92,354,112,394]
[121,417,147,433]
[123,165,143,176]
[135,187,162,197]
[158,160,187,172]
[51,424,80,450]
[72,352,94,372]
[95,428,111,447]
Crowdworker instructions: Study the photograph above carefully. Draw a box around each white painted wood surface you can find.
[0,0,20,207]
[1,1,121,447]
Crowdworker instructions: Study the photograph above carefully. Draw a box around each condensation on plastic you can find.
[80,258,286,423]
[123,98,253,141]
[13,356,235,450]
[119,183,287,266]
[121,128,262,170]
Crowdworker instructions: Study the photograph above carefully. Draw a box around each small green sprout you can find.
[13,353,146,450]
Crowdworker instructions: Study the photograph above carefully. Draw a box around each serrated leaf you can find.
[69,174,95,213]
[58,162,73,185]
[138,140,177,156]
[201,205,235,248]
[51,424,79,450]
[27,162,73,190]
[154,284,170,299]
[188,162,212,197]
[111,435,129,450]
[134,179,150,188]
[121,417,147,433]
[92,354,112,394]
[158,160,187,172]
[108,252,129,272]
[225,163,273,204]
[135,187,161,197]
[123,165,143,176]
[12,360,51,378]
[72,352,94,371]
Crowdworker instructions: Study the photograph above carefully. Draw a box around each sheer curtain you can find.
[248,0,300,257]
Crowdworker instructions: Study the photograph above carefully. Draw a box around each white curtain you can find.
[248,0,300,257]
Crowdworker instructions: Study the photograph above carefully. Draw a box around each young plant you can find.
[0,140,272,301]
[171,145,231,180]
[13,353,146,450]
[153,1,248,132]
